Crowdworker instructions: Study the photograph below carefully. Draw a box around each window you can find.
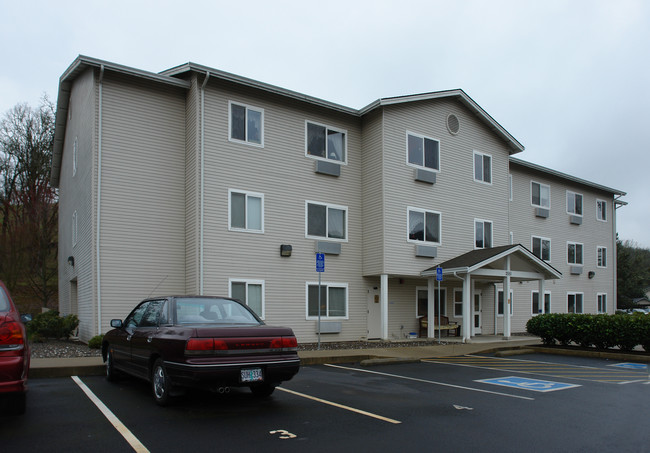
[567,292,584,313]
[416,287,446,318]
[230,279,264,319]
[532,236,551,261]
[306,121,346,163]
[307,283,347,319]
[408,208,441,244]
[567,191,583,216]
[306,201,347,240]
[453,289,463,318]
[407,132,440,171]
[597,246,607,268]
[229,190,264,233]
[532,291,551,315]
[473,151,492,184]
[229,101,263,146]
[72,136,78,177]
[72,210,78,247]
[567,242,583,265]
[474,219,493,249]
[597,293,607,313]
[498,290,514,316]
[596,200,607,222]
[531,181,550,209]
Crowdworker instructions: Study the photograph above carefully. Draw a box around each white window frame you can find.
[228,189,264,233]
[596,199,607,222]
[229,279,265,319]
[567,292,584,314]
[597,293,607,313]
[531,235,551,262]
[305,120,347,164]
[597,246,607,268]
[473,150,492,184]
[567,241,584,266]
[305,282,349,320]
[407,207,442,245]
[566,190,583,216]
[406,131,440,172]
[474,219,493,249]
[453,289,463,318]
[72,136,78,177]
[530,181,550,209]
[531,290,552,315]
[498,289,514,316]
[72,210,78,247]
[305,201,348,242]
[416,286,447,318]
[228,101,264,147]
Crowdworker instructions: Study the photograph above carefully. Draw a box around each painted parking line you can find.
[324,364,534,401]
[72,376,149,453]
[424,355,649,385]
[277,387,401,424]
[608,363,648,370]
[475,376,580,393]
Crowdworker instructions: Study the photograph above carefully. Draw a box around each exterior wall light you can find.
[280,245,292,257]
[67,256,75,267]
[588,271,595,279]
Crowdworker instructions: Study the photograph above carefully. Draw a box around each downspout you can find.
[199,72,210,295]
[96,65,104,335]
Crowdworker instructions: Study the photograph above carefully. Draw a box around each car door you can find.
[129,299,166,379]
[112,301,150,374]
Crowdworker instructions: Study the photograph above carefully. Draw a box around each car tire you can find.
[105,348,120,382]
[250,383,276,398]
[151,359,172,406]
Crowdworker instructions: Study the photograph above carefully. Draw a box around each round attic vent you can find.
[446,114,460,135]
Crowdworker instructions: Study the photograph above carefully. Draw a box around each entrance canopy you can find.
[421,244,562,282]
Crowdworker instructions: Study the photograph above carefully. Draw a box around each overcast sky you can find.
[1,0,648,247]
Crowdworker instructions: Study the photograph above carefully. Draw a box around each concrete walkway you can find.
[29,336,541,378]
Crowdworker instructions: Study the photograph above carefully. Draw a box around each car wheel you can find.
[250,383,276,398]
[105,348,119,382]
[151,359,172,406]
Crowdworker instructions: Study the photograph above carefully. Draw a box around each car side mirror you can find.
[20,313,32,323]
[110,319,123,328]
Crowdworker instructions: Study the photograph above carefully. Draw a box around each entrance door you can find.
[473,292,482,335]
[367,287,381,339]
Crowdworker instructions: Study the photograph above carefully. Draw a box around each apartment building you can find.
[51,56,625,343]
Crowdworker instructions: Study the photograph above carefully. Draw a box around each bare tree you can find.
[0,97,57,309]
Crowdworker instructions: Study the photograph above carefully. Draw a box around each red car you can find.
[0,281,30,415]
[103,296,300,405]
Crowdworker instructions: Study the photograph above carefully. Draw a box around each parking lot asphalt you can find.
[28,336,650,378]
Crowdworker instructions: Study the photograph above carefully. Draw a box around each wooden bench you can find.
[419,316,460,337]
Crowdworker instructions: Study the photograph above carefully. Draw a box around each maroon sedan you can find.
[0,281,30,415]
[103,296,300,405]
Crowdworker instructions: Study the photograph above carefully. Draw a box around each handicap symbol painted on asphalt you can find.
[609,363,648,370]
[475,376,581,392]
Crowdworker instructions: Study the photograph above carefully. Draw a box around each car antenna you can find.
[148,275,168,298]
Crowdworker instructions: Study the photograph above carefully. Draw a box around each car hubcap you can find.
[153,366,165,399]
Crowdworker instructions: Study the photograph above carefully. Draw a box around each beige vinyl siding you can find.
[57,68,97,340]
[361,109,385,276]
[508,161,617,328]
[97,73,187,334]
[200,80,365,342]
[381,99,512,277]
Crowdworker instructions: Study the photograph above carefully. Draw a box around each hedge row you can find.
[27,310,79,341]
[526,313,650,352]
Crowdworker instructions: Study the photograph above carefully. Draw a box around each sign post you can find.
[436,267,443,342]
[316,253,325,350]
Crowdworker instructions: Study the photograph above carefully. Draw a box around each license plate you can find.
[240,368,263,383]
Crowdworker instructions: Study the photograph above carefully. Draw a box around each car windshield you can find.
[174,298,261,325]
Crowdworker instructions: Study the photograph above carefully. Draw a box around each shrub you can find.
[27,310,80,340]
[88,335,103,349]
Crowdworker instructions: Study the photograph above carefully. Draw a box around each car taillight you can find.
[185,338,228,354]
[270,336,298,351]
[0,321,25,351]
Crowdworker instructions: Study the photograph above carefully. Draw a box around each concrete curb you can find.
[360,357,421,367]
[529,346,650,362]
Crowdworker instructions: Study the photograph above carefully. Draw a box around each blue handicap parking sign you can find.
[609,363,648,370]
[476,376,581,393]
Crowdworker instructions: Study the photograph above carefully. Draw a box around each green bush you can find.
[88,335,103,349]
[27,310,80,340]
